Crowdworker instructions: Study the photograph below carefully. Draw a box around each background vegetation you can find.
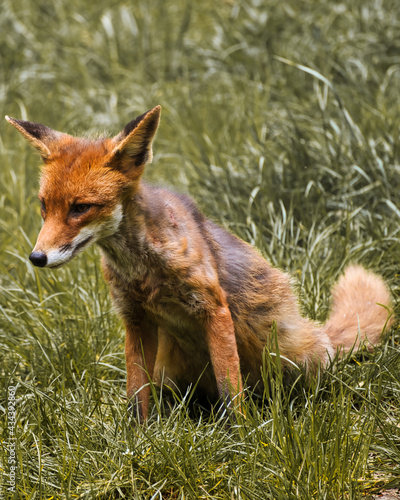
[1,0,399,498]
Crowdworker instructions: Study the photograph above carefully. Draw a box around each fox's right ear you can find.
[107,105,161,178]
[5,116,63,160]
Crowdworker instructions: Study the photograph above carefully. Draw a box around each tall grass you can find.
[0,0,399,498]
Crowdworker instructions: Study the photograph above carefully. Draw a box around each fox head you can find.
[6,106,161,268]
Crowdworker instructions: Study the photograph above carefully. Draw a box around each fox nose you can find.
[29,251,48,267]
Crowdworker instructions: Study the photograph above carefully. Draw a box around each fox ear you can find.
[5,116,63,160]
[108,105,161,175]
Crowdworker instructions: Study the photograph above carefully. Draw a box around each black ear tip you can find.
[150,105,161,121]
[146,107,161,126]
[121,106,161,138]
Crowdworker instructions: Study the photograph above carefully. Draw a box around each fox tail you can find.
[324,265,394,354]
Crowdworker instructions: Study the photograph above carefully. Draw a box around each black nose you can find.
[29,251,48,267]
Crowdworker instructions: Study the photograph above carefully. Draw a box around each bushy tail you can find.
[324,265,394,353]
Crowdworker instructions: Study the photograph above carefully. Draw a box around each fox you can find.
[6,105,394,421]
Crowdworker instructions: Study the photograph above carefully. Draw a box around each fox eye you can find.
[70,203,92,216]
[40,200,46,217]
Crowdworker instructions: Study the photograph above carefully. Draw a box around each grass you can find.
[1,0,400,498]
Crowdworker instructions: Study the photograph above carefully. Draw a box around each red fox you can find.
[6,106,394,420]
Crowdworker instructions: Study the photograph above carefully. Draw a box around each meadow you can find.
[0,0,400,498]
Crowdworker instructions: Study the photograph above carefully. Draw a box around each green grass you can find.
[1,0,400,498]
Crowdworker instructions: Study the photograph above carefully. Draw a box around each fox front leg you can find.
[124,320,158,422]
[205,305,243,411]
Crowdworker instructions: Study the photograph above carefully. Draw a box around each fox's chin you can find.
[46,252,82,269]
[47,261,69,269]
[41,254,76,269]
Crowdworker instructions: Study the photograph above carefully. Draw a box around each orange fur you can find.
[324,265,393,352]
[6,107,394,421]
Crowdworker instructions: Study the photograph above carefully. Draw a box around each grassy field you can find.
[1,0,400,498]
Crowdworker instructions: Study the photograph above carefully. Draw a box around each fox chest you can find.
[103,263,210,343]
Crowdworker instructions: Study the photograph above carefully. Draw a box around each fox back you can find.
[6,106,394,421]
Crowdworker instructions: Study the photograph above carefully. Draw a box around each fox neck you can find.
[97,182,154,280]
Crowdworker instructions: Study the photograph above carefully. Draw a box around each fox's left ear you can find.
[108,105,161,177]
[5,116,65,160]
